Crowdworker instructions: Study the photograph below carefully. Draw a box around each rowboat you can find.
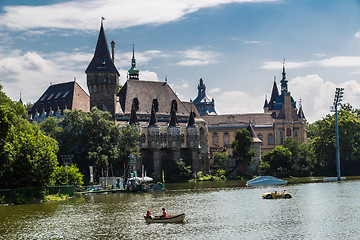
[144,213,185,223]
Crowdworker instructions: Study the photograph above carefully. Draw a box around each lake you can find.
[1,180,360,239]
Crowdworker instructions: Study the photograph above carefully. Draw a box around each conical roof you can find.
[187,110,196,127]
[85,22,119,75]
[149,104,157,126]
[269,80,279,110]
[247,124,262,143]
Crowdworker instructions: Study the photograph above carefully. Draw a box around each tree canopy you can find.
[310,105,360,176]
[56,107,140,182]
[232,129,255,165]
[0,85,59,188]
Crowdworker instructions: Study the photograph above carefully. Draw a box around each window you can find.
[280,131,284,144]
[257,134,263,145]
[223,132,230,145]
[286,128,292,137]
[212,133,219,146]
[268,133,274,145]
[97,58,106,68]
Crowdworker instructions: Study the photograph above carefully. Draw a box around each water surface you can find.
[1,180,360,239]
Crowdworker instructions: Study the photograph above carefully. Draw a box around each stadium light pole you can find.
[331,87,344,181]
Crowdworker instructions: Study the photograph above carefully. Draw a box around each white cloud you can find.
[289,75,360,122]
[355,31,360,38]
[261,56,360,70]
[214,90,264,114]
[0,0,278,31]
[0,50,88,103]
[208,88,221,94]
[176,48,219,66]
[170,80,190,90]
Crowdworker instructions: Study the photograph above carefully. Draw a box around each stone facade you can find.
[202,64,307,174]
[86,72,119,117]
[85,23,210,179]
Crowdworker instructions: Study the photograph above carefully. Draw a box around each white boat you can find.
[246,176,287,186]
[144,213,185,223]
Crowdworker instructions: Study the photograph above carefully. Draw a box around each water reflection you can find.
[1,180,360,239]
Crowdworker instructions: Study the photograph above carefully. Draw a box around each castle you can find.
[29,21,306,177]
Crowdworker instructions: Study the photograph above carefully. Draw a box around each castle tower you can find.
[193,78,217,116]
[128,44,140,80]
[85,21,119,118]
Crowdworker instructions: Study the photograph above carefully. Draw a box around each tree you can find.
[57,107,140,182]
[0,85,59,188]
[212,152,228,168]
[232,129,256,165]
[39,117,62,139]
[310,105,360,176]
[282,138,315,176]
[52,164,84,187]
[261,146,292,177]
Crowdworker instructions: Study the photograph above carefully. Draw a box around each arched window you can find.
[223,132,230,146]
[268,133,274,145]
[212,133,219,146]
[257,134,263,145]
[286,128,292,136]
[280,131,284,144]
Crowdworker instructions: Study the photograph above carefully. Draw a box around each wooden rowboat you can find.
[144,213,185,223]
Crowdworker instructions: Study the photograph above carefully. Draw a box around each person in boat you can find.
[275,191,278,195]
[146,210,152,217]
[161,208,167,218]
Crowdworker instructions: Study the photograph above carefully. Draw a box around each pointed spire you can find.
[263,95,269,108]
[247,123,261,143]
[269,77,279,110]
[19,92,23,103]
[129,102,139,125]
[298,99,306,119]
[149,103,157,126]
[169,109,178,126]
[187,109,196,127]
[85,21,119,75]
[128,44,140,80]
[280,58,288,93]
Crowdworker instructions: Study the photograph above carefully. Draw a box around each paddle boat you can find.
[262,190,292,199]
[144,213,186,223]
[247,176,287,186]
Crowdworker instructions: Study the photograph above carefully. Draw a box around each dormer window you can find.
[97,58,106,68]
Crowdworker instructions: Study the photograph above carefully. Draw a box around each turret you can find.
[86,20,119,118]
[128,44,140,80]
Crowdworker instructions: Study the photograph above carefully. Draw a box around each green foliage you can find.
[232,129,256,165]
[0,85,59,188]
[39,117,62,139]
[191,170,226,181]
[310,105,360,176]
[166,158,192,182]
[58,107,140,182]
[52,164,84,187]
[212,152,228,168]
[261,146,292,177]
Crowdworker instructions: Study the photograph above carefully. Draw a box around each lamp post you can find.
[331,87,344,181]
[61,154,73,185]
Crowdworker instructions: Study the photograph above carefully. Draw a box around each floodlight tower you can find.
[331,87,344,181]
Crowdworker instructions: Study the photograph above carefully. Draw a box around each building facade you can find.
[201,62,307,174]
[85,23,210,179]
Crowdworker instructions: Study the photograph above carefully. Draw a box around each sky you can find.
[1,0,360,122]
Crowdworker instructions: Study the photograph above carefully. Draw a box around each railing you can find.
[0,185,74,205]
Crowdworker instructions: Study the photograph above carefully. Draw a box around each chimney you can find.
[111,41,115,63]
